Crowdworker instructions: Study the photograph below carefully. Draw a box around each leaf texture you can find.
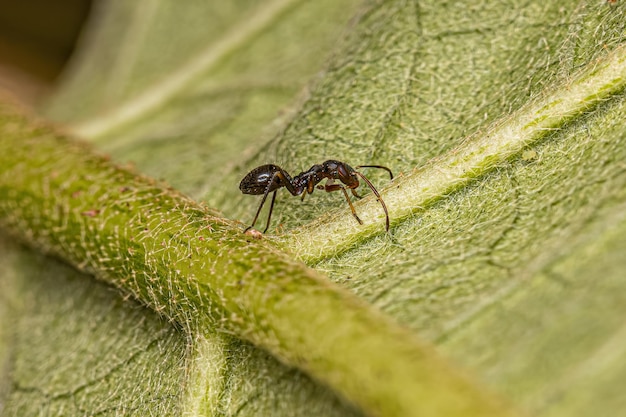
[1,0,626,416]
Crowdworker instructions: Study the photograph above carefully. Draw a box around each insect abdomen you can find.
[239,164,286,195]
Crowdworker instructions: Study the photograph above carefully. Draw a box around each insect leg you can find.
[325,183,363,225]
[244,187,274,233]
[262,190,278,233]
[351,189,364,199]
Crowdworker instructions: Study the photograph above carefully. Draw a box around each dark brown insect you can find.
[239,160,393,233]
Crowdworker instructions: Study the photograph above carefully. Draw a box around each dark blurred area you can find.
[0,0,92,105]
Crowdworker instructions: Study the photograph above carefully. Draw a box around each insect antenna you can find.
[353,171,391,231]
[355,165,394,180]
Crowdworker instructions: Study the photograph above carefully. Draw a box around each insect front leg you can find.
[350,189,364,199]
[323,183,363,225]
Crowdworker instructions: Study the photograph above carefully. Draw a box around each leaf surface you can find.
[2,0,626,416]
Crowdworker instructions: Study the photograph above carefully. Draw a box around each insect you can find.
[239,159,393,233]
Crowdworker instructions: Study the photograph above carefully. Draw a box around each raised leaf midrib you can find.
[283,43,626,263]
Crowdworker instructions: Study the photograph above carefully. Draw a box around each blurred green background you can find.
[0,0,92,104]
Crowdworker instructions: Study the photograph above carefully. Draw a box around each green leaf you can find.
[0,97,515,416]
[2,0,626,416]
[0,237,186,415]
